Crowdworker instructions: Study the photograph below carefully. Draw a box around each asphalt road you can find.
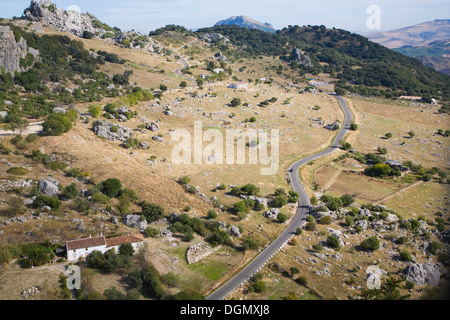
[206,95,353,300]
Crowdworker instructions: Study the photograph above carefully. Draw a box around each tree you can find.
[290,267,300,277]
[351,276,410,300]
[229,97,241,107]
[207,210,217,219]
[408,131,415,138]
[277,213,288,223]
[99,178,122,198]
[63,182,79,199]
[119,243,134,256]
[180,81,187,88]
[360,236,380,252]
[326,235,341,249]
[88,104,102,118]
[42,114,72,136]
[340,194,355,206]
[349,122,358,130]
[385,132,393,139]
[273,195,288,207]
[6,197,26,216]
[115,194,131,216]
[399,249,412,262]
[319,216,332,224]
[82,30,94,39]
[141,202,165,222]
[159,84,168,91]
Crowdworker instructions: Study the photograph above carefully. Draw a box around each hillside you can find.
[0,0,449,303]
[196,24,450,100]
[214,15,276,33]
[366,20,450,75]
[366,19,450,48]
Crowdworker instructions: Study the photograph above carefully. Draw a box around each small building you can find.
[65,234,145,261]
[385,160,408,171]
[66,236,107,261]
[212,68,225,74]
[228,81,248,90]
[398,96,422,101]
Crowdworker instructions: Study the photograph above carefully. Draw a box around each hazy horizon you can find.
[1,0,449,35]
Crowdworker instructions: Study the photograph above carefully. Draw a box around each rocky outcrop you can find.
[23,0,105,37]
[22,1,161,53]
[92,120,131,141]
[186,243,221,264]
[122,214,147,230]
[229,225,241,238]
[404,262,440,286]
[0,25,39,74]
[201,33,230,44]
[264,208,280,219]
[38,177,59,197]
[292,47,311,67]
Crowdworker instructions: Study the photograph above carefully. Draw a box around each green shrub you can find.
[326,236,341,249]
[399,249,413,262]
[319,216,332,225]
[7,167,27,175]
[99,178,122,198]
[34,195,62,210]
[305,222,316,231]
[360,236,380,252]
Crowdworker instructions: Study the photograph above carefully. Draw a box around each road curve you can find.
[174,57,197,83]
[206,95,353,300]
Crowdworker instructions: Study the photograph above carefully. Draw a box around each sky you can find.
[1,0,449,35]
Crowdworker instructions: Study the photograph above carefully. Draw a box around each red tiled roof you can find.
[66,236,106,251]
[105,234,144,248]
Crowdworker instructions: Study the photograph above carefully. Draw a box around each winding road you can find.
[206,95,353,300]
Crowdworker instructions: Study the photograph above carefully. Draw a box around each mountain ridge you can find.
[214,15,276,33]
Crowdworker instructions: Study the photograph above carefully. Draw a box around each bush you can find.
[277,213,288,223]
[34,195,62,210]
[141,202,165,222]
[399,249,413,262]
[273,195,288,207]
[99,178,122,198]
[7,167,27,175]
[207,210,217,219]
[242,237,260,251]
[319,216,332,225]
[229,98,241,107]
[305,222,316,231]
[360,236,380,252]
[326,236,341,249]
[63,183,79,199]
[295,276,308,287]
[429,241,441,254]
[144,227,159,238]
[42,114,72,136]
[312,243,323,251]
[118,243,134,256]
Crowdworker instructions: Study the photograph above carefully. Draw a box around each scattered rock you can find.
[38,177,59,197]
[404,262,440,286]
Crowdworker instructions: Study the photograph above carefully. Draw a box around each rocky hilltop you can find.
[214,15,276,33]
[23,0,106,37]
[22,0,161,53]
[0,25,39,74]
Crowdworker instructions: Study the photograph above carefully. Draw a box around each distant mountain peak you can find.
[214,15,276,33]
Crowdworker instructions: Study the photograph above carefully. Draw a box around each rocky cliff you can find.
[0,25,39,74]
[23,0,105,37]
[22,0,161,53]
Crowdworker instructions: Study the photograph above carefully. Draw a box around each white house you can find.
[212,68,225,74]
[66,234,145,261]
[228,82,248,90]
